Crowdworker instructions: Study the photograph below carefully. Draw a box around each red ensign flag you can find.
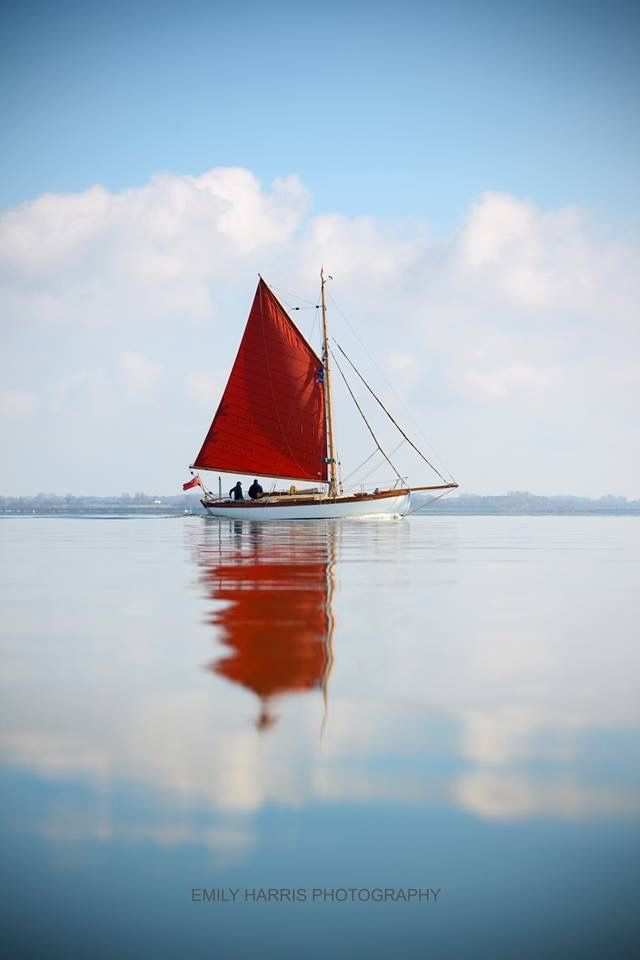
[182,475,201,491]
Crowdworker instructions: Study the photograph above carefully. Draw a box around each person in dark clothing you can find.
[248,479,264,500]
[229,482,244,500]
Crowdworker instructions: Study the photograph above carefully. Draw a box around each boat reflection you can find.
[194,520,336,729]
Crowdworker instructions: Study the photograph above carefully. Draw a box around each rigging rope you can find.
[341,448,379,484]
[327,291,455,482]
[333,340,449,484]
[269,282,318,308]
[342,436,406,484]
[405,488,452,517]
[342,437,408,486]
[330,347,404,485]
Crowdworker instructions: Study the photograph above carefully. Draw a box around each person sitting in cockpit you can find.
[229,481,244,500]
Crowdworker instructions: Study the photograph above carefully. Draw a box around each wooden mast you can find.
[320,267,338,496]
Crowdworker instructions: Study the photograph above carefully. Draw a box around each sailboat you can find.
[188,271,457,519]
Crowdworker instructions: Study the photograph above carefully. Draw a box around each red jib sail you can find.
[192,279,328,482]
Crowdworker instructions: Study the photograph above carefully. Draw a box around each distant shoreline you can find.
[2,502,639,518]
[3,510,639,518]
[2,490,639,518]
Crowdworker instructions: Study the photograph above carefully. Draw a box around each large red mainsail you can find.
[192,279,328,482]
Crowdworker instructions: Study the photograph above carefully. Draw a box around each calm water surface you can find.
[1,516,639,958]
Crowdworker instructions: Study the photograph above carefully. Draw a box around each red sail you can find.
[193,279,328,482]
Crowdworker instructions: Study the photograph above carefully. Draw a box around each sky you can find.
[1,0,639,497]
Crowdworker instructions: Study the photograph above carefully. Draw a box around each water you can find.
[1,516,638,958]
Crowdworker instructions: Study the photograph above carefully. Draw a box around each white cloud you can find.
[1,167,639,494]
[464,362,557,400]
[301,213,423,289]
[385,352,415,371]
[457,191,596,310]
[185,370,224,407]
[0,169,309,325]
[204,169,309,253]
[0,388,38,416]
[118,350,163,397]
[50,371,110,414]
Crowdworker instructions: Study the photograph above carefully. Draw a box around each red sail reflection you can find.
[195,523,335,730]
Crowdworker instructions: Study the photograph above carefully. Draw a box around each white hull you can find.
[202,492,411,521]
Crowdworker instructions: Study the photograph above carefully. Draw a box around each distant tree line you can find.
[1,490,638,516]
[413,490,640,514]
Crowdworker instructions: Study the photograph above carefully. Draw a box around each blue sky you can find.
[2,0,638,229]
[1,0,639,496]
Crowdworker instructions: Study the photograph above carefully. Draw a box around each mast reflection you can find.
[195,520,336,730]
